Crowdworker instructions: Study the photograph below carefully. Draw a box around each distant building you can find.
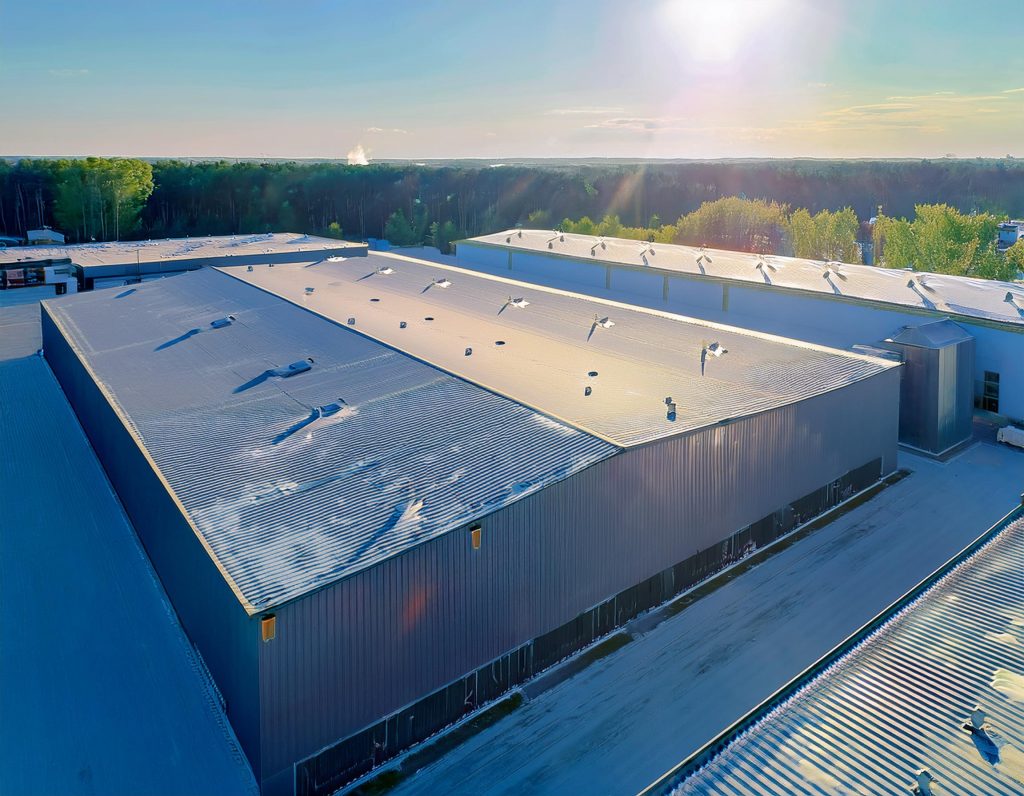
[0,235,23,248]
[997,219,1023,251]
[26,227,65,245]
[0,258,77,298]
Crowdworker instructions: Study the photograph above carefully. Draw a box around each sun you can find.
[661,0,784,64]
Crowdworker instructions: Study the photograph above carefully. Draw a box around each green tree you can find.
[53,157,153,242]
[384,209,419,246]
[428,220,459,254]
[788,207,861,262]
[876,204,1005,278]
[325,221,343,239]
[673,197,790,253]
[1006,240,1024,278]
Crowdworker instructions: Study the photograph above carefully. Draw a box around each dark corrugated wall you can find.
[258,368,900,793]
[41,307,263,777]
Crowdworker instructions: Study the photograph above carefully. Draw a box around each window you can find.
[470,524,482,550]
[982,371,1000,413]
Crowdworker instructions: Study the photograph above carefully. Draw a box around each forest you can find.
[2,157,1023,279]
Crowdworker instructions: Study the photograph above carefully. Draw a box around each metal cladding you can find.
[42,268,617,611]
[225,253,898,447]
[663,513,1024,796]
[465,229,1024,328]
[884,319,976,454]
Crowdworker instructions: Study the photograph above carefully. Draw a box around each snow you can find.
[386,442,1024,796]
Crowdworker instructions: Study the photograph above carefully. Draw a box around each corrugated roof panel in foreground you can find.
[669,514,1024,795]
[224,252,897,446]
[44,269,617,611]
[466,230,1024,328]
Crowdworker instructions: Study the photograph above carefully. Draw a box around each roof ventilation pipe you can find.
[912,768,935,795]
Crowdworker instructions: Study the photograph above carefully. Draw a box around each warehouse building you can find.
[42,253,899,795]
[456,231,1024,439]
[0,232,366,291]
[645,506,1024,796]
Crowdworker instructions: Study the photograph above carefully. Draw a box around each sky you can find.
[2,0,1024,161]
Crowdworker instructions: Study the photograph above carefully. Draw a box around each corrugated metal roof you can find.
[661,512,1024,796]
[224,252,897,447]
[44,269,617,611]
[887,318,974,349]
[466,230,1024,328]
[0,232,360,270]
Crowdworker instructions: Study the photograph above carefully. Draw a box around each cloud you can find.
[1003,87,1024,94]
[806,82,831,90]
[346,144,369,166]
[48,68,89,77]
[585,117,673,131]
[546,106,624,116]
[366,127,409,134]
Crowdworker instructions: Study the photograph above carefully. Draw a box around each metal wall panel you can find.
[258,367,900,790]
[41,307,263,777]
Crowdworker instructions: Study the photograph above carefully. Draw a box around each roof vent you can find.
[400,321,407,329]
[376,265,395,275]
[1005,291,1017,305]
[272,358,314,378]
[696,247,712,273]
[465,347,473,356]
[913,768,934,795]
[209,315,236,329]
[518,229,523,238]
[665,397,677,421]
[584,385,592,396]
[247,265,254,272]
[434,277,452,288]
[755,256,777,273]
[501,296,530,313]
[700,341,728,376]
[347,317,356,325]
[268,263,274,268]
[317,399,348,417]
[305,287,315,295]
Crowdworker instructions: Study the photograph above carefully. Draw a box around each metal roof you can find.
[43,269,617,611]
[655,510,1024,796]
[886,318,974,349]
[465,230,1024,329]
[0,232,361,270]
[223,252,898,447]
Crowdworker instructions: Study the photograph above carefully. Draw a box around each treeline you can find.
[1,157,1022,269]
[559,198,1022,281]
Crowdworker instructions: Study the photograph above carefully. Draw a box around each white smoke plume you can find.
[347,144,370,166]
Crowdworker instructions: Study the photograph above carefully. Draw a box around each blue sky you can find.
[3,0,1023,159]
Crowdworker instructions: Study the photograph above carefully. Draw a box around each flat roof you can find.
[662,510,1024,795]
[223,252,897,447]
[43,269,617,611]
[465,230,1024,329]
[0,232,361,270]
[0,314,255,795]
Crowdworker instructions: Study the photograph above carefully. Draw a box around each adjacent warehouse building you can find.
[457,231,1024,431]
[646,507,1024,796]
[1,232,365,291]
[42,253,900,795]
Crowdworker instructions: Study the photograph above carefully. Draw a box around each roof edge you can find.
[40,300,261,617]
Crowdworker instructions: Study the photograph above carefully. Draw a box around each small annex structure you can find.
[457,230,1024,423]
[644,508,1024,796]
[43,253,900,795]
[0,232,366,290]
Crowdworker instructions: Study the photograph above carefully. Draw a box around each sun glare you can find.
[662,0,783,64]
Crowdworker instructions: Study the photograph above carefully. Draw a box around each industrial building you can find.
[42,253,899,795]
[456,230,1024,448]
[0,232,366,292]
[645,506,1024,796]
